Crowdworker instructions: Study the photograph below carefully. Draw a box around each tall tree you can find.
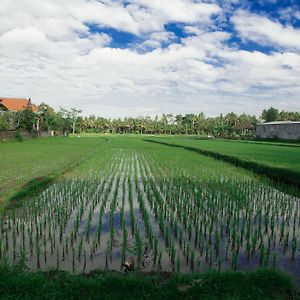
[70,108,82,134]
[261,107,279,122]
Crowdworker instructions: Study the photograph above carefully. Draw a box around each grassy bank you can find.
[0,267,297,300]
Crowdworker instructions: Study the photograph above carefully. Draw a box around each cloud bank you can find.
[0,0,299,117]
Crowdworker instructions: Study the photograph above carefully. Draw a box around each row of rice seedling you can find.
[133,156,171,270]
[138,154,202,271]
[0,144,299,277]
[139,150,300,274]
[0,153,124,271]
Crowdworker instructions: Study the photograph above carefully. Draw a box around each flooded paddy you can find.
[1,151,299,280]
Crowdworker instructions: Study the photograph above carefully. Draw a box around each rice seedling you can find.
[0,138,298,279]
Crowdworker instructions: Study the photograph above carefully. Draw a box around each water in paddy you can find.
[0,153,299,284]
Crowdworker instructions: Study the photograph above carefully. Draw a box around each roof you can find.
[0,98,38,112]
[257,121,300,125]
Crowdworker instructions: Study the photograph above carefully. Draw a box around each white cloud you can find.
[71,2,142,35]
[0,1,299,117]
[70,0,221,35]
[232,10,300,51]
[219,50,300,92]
[0,27,48,50]
[129,0,221,24]
[141,31,176,48]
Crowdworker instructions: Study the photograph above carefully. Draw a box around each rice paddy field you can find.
[0,135,300,285]
[154,136,300,174]
[0,137,104,205]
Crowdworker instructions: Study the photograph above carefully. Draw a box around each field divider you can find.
[143,139,300,192]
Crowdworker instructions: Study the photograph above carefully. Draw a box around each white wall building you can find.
[256,121,300,140]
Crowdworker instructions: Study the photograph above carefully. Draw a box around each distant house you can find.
[0,98,38,113]
[233,122,255,137]
[256,121,300,140]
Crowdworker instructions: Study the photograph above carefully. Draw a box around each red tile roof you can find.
[0,98,38,112]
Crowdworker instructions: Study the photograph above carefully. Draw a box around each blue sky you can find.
[88,1,300,52]
[0,0,299,117]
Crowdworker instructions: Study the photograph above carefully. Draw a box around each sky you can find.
[0,0,299,117]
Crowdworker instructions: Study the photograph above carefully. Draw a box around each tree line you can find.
[0,104,299,139]
[0,104,81,134]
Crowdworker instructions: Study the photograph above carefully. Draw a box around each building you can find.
[233,122,255,138]
[256,121,300,140]
[0,97,38,112]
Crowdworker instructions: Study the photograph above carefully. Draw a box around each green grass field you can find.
[154,137,300,173]
[0,135,299,298]
[0,137,106,208]
[147,136,300,189]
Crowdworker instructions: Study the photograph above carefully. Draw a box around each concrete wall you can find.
[0,130,61,141]
[256,123,300,140]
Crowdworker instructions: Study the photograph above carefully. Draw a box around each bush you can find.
[0,116,9,131]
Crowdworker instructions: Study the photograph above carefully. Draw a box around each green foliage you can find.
[261,107,279,122]
[0,115,9,131]
[0,103,83,133]
[78,112,258,138]
[2,102,299,138]
[0,267,296,300]
[278,110,300,121]
[16,109,37,131]
[261,107,300,123]
[59,107,82,134]
[0,111,20,131]
[38,103,61,130]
